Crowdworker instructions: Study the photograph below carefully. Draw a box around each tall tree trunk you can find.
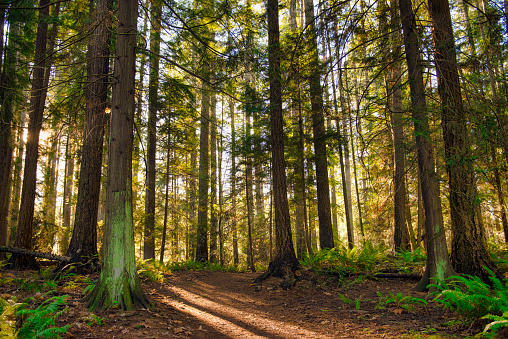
[245,101,255,271]
[491,144,508,242]
[328,22,355,248]
[398,0,456,290]
[143,0,162,261]
[9,0,55,269]
[84,0,150,310]
[209,93,218,263]
[133,0,149,214]
[187,131,198,259]
[40,126,60,251]
[427,0,497,279]
[256,0,299,286]
[0,15,22,260]
[9,107,26,246]
[66,0,113,268]
[230,96,239,265]
[195,77,210,262]
[218,105,224,265]
[304,0,334,249]
[160,137,171,262]
[290,0,306,258]
[382,0,411,251]
[60,130,75,254]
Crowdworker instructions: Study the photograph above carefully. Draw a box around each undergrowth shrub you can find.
[300,241,389,275]
[1,294,71,339]
[137,260,169,283]
[165,260,245,273]
[430,269,508,335]
[17,294,71,339]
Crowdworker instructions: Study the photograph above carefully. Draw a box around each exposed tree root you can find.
[84,275,152,312]
[254,257,300,291]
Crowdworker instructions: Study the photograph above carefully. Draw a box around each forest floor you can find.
[1,267,496,338]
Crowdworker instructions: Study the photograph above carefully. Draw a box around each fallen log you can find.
[0,246,71,262]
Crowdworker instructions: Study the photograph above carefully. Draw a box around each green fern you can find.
[17,295,71,339]
[430,269,508,319]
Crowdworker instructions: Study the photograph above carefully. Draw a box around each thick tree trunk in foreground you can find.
[84,0,150,311]
[255,0,299,289]
[427,0,497,279]
[398,0,455,290]
[66,0,113,269]
[9,0,52,269]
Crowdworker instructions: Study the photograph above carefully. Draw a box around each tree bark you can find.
[160,137,171,262]
[304,0,334,250]
[230,96,239,265]
[255,0,300,288]
[0,13,23,261]
[210,93,219,263]
[195,77,210,262]
[66,0,113,268]
[143,0,162,261]
[9,0,53,269]
[427,0,497,279]
[60,130,75,254]
[40,126,60,252]
[398,0,456,290]
[84,0,150,311]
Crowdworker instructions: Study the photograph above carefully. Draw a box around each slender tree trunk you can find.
[327,23,354,248]
[133,0,149,213]
[398,0,456,290]
[143,0,162,261]
[427,0,497,278]
[245,106,255,271]
[230,97,239,265]
[290,0,306,259]
[9,0,54,269]
[210,93,219,263]
[304,0,334,249]
[218,105,224,265]
[187,131,197,259]
[60,130,75,254]
[66,0,113,268]
[84,0,150,310]
[382,0,410,251]
[255,0,299,286]
[40,126,60,251]
[0,16,22,259]
[160,137,171,262]
[195,77,210,262]
[491,144,508,242]
[9,108,26,246]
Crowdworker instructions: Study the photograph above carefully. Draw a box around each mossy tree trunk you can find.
[84,0,150,311]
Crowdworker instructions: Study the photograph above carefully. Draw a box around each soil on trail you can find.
[1,269,476,338]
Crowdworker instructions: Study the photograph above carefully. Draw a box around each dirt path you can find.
[59,270,467,338]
